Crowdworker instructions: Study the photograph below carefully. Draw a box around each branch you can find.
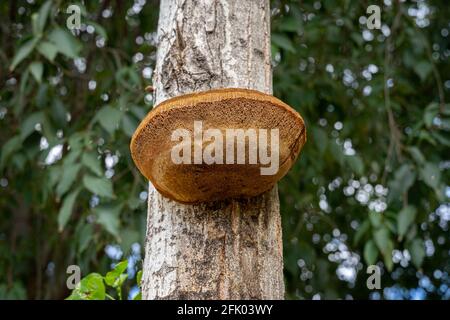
[382,0,404,184]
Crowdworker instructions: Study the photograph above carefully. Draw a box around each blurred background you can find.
[0,0,449,300]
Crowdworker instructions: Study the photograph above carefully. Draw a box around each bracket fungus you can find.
[130,88,306,204]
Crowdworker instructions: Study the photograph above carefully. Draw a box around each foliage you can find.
[272,0,450,300]
[0,0,156,299]
[67,260,142,300]
[1,0,449,300]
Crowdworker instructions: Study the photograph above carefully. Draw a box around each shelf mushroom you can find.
[130,88,306,204]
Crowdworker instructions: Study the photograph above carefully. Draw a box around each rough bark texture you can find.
[142,0,284,299]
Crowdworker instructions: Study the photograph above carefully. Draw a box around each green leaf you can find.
[406,224,418,242]
[386,219,397,235]
[17,68,30,114]
[37,1,52,33]
[115,261,128,274]
[29,61,43,83]
[353,219,370,246]
[351,32,364,46]
[272,33,296,53]
[424,103,439,128]
[96,106,122,134]
[388,164,416,203]
[82,152,103,176]
[122,114,138,138]
[414,60,432,82]
[56,163,82,197]
[37,41,58,62]
[94,205,122,238]
[78,224,93,254]
[432,131,450,147]
[424,102,439,128]
[408,238,425,269]
[397,205,417,240]
[136,270,142,287]
[88,21,108,40]
[373,227,391,254]
[408,147,425,164]
[133,292,142,300]
[384,250,394,272]
[48,28,82,59]
[20,111,45,141]
[420,162,441,189]
[368,211,382,229]
[364,240,378,265]
[10,38,39,71]
[47,166,62,189]
[105,261,128,287]
[127,196,140,210]
[31,13,39,36]
[83,175,114,198]
[63,149,82,166]
[373,227,394,271]
[67,273,105,300]
[58,188,80,231]
[278,17,302,32]
[346,155,364,175]
[36,83,49,108]
[0,136,22,170]
[51,98,67,123]
[120,228,140,252]
[68,133,85,153]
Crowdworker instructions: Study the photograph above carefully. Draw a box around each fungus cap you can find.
[130,88,306,204]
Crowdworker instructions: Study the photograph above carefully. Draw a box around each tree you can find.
[141,0,284,300]
[1,0,449,300]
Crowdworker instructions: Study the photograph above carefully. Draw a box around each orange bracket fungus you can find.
[130,88,306,204]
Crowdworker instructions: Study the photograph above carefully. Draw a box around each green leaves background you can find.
[0,0,449,300]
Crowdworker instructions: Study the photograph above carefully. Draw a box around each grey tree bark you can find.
[141,0,284,299]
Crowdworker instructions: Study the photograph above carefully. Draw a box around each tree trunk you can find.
[141,0,284,299]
